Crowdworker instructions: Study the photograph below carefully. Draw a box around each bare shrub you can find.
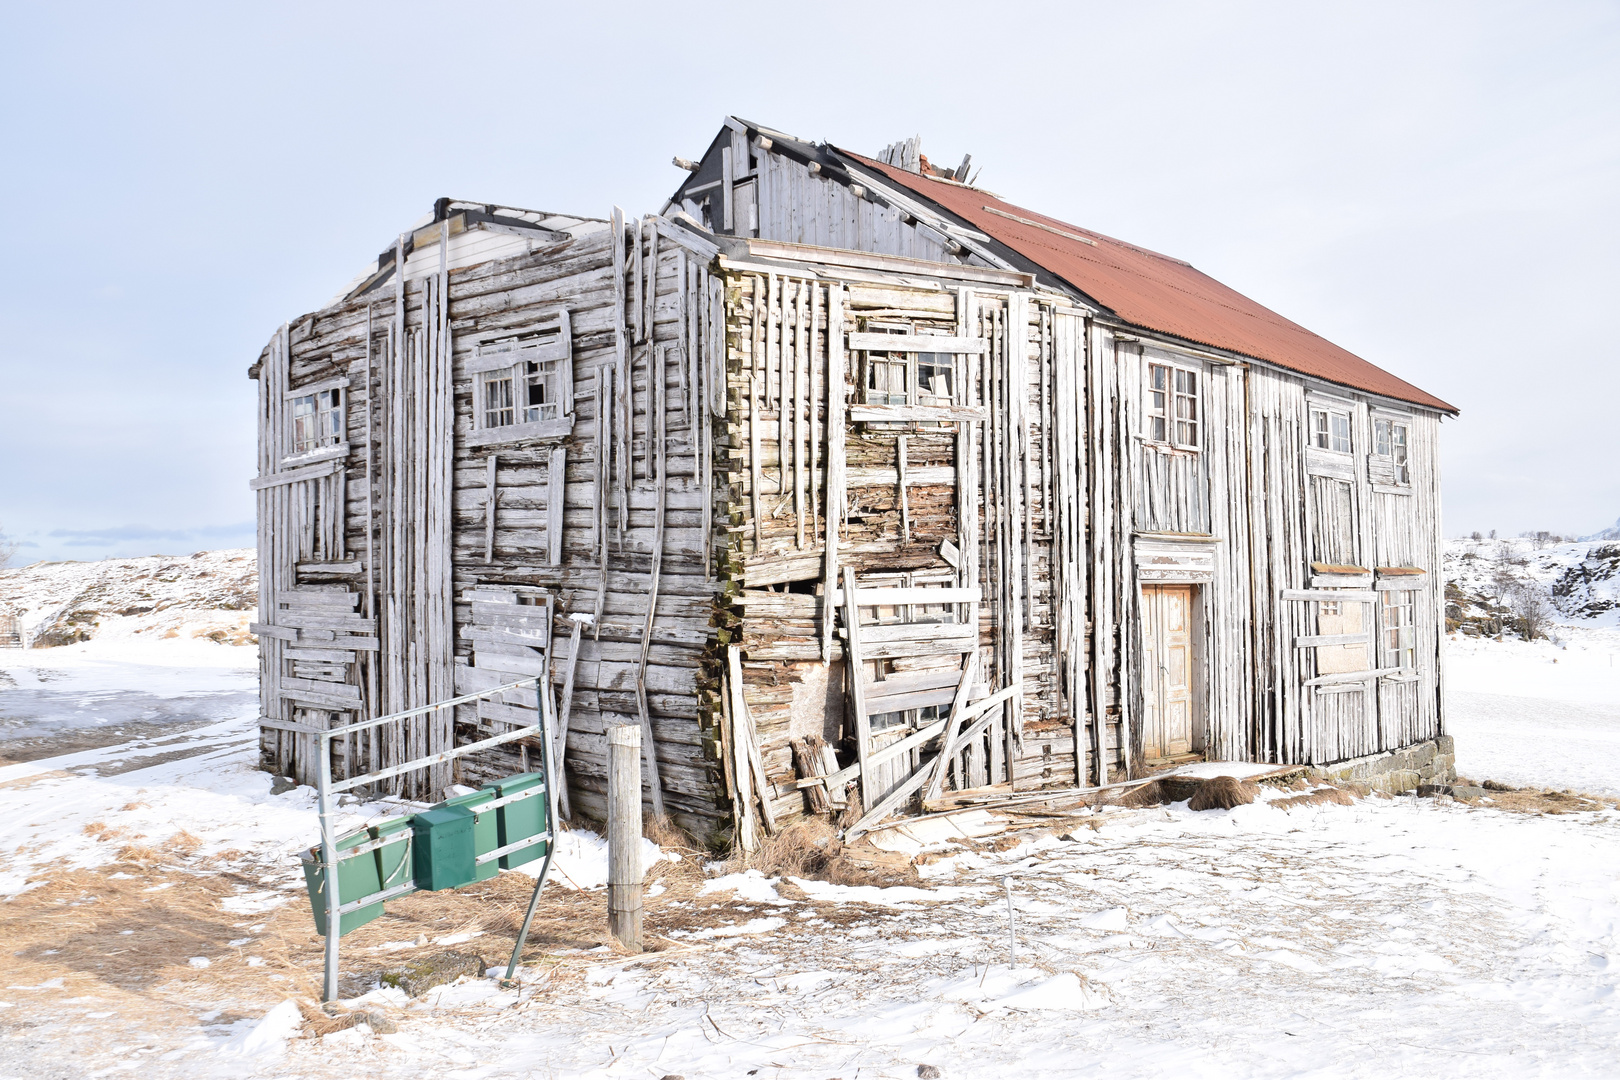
[1506,582,1555,640]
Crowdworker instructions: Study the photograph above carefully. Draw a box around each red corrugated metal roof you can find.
[842,151,1456,414]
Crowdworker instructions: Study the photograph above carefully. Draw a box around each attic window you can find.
[1146,362,1199,449]
[291,388,343,454]
[466,312,574,446]
[1310,407,1352,454]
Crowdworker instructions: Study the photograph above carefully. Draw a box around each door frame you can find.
[1139,582,1205,761]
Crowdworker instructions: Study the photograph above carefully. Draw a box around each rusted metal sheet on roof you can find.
[840,151,1456,414]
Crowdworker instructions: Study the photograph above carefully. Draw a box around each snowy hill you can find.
[0,549,258,648]
[1582,516,1620,541]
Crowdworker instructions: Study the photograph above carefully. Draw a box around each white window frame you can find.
[1372,416,1411,486]
[1379,588,1417,672]
[1145,360,1200,450]
[466,310,574,447]
[1310,406,1353,455]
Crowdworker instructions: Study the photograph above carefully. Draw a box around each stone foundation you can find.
[1307,736,1456,794]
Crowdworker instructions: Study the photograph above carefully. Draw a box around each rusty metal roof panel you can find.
[839,151,1456,414]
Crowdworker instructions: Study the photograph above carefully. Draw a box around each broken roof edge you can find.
[334,199,612,307]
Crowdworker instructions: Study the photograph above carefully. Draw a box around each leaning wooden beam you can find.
[634,347,668,820]
[721,650,756,852]
[726,646,776,836]
[556,614,586,819]
[593,366,611,639]
[925,652,980,801]
[842,566,875,809]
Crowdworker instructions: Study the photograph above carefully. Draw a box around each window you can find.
[1147,363,1199,448]
[1311,407,1352,453]
[862,325,954,412]
[1373,418,1410,485]
[1381,589,1416,670]
[468,312,574,445]
[291,388,343,454]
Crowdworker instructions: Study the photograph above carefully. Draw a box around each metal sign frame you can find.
[313,676,558,1001]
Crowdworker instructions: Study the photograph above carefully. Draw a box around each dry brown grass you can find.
[82,820,126,841]
[1187,775,1261,811]
[116,842,160,865]
[1463,782,1619,815]
[120,801,150,812]
[170,830,202,855]
[1273,786,1357,810]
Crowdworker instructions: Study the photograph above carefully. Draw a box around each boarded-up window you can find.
[1315,599,1370,674]
[1310,477,1356,566]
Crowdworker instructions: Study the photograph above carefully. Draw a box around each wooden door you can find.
[1141,585,1196,759]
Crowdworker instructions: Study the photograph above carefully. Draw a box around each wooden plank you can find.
[548,445,567,565]
[844,586,981,607]
[484,453,498,564]
[847,332,987,354]
[249,622,296,641]
[276,591,359,609]
[284,647,357,664]
[278,686,358,711]
[844,622,977,646]
[896,434,910,544]
[821,284,844,661]
[847,404,987,424]
[925,653,980,801]
[843,567,875,808]
[1304,667,1402,688]
[277,613,378,633]
[1282,589,1379,603]
[249,457,341,490]
[1295,633,1370,648]
[864,685,958,715]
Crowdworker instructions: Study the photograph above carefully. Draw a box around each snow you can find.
[0,547,1617,1077]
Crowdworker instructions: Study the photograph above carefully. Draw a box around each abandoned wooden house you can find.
[249,117,1457,845]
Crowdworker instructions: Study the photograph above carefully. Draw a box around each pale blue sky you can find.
[2,0,1616,564]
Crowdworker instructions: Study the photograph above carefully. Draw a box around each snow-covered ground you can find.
[0,547,1616,1078]
[1443,536,1620,796]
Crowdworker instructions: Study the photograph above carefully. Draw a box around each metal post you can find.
[317,731,341,1002]
[607,723,644,953]
[503,676,559,984]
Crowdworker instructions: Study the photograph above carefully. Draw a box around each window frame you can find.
[466,310,574,447]
[1379,588,1417,672]
[282,374,350,463]
[1372,416,1412,487]
[1309,405,1353,455]
[858,322,960,427]
[1144,359,1201,451]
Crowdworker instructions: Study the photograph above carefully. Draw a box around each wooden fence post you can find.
[607,723,644,953]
